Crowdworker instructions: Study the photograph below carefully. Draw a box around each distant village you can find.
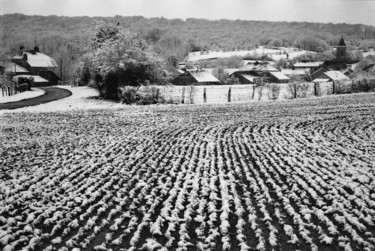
[1,36,374,97]
[172,37,375,86]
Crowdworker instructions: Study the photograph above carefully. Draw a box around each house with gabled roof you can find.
[9,47,61,86]
[313,70,350,83]
[172,70,220,85]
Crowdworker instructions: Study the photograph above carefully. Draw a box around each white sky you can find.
[1,0,374,25]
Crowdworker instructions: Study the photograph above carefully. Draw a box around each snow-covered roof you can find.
[224,68,239,76]
[241,74,257,82]
[190,71,220,83]
[313,78,330,83]
[294,61,323,68]
[32,75,49,83]
[239,63,278,72]
[269,71,289,80]
[23,52,57,68]
[5,63,29,73]
[324,71,350,81]
[280,69,306,76]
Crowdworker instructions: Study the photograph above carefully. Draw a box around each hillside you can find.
[1,14,375,82]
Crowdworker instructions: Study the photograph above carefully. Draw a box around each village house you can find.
[293,61,323,73]
[313,70,350,83]
[230,61,289,84]
[7,47,61,86]
[172,70,220,85]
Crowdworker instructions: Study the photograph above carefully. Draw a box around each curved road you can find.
[0,87,72,110]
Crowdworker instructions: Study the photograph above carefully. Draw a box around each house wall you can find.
[172,75,197,85]
[269,75,289,83]
[39,71,60,86]
[232,72,251,84]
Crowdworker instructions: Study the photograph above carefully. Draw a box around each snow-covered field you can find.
[363,49,375,57]
[1,93,375,251]
[0,86,122,114]
[187,47,314,62]
[0,88,45,104]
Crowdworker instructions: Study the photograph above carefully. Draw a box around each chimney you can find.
[34,46,40,53]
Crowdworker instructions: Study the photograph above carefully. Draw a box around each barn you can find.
[269,71,289,83]
[172,70,220,85]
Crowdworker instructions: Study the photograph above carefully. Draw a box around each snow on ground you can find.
[0,86,122,114]
[0,88,45,104]
[187,47,314,61]
[363,49,375,57]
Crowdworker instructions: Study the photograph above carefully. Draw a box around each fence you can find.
[153,79,375,104]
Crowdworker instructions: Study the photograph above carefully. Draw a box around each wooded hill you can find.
[1,14,375,82]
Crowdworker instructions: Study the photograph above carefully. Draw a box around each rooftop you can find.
[12,52,57,68]
[5,63,29,73]
[190,71,220,83]
[269,71,290,80]
[324,71,349,81]
[239,63,278,72]
[338,37,346,47]
[294,61,323,68]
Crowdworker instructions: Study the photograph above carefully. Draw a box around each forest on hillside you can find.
[1,14,375,83]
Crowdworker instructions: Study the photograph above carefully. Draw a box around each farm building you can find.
[269,71,289,83]
[231,74,267,85]
[172,70,220,85]
[311,66,329,81]
[239,61,279,74]
[8,47,61,86]
[280,69,306,77]
[293,61,323,73]
[313,70,350,82]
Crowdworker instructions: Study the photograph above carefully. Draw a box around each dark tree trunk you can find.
[181,87,185,104]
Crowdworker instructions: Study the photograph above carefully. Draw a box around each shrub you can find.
[334,81,352,94]
[268,83,281,100]
[187,85,196,104]
[118,85,167,105]
[351,78,375,93]
[287,82,310,99]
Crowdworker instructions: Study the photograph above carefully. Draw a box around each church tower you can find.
[335,36,346,61]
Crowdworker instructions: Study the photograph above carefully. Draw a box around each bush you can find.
[287,82,310,99]
[351,78,375,93]
[334,81,352,94]
[187,85,196,104]
[118,86,139,104]
[118,85,170,105]
[267,83,281,100]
